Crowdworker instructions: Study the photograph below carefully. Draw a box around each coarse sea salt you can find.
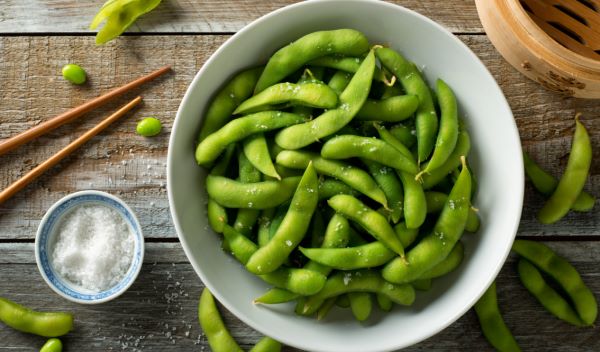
[50,204,134,292]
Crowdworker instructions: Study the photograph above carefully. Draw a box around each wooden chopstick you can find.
[0,65,170,156]
[0,96,142,205]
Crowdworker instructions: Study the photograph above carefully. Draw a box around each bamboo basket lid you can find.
[475,0,600,98]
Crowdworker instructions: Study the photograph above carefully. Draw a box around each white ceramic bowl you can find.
[168,1,523,351]
[35,190,144,304]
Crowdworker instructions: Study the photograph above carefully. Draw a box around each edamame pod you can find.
[233,151,261,236]
[257,209,275,247]
[255,29,370,93]
[327,70,352,94]
[383,157,471,284]
[275,50,376,149]
[328,194,405,256]
[355,96,419,122]
[376,294,393,312]
[474,282,521,352]
[234,82,338,115]
[523,152,595,212]
[419,79,458,177]
[321,135,418,174]
[397,171,427,229]
[308,55,387,82]
[243,133,280,180]
[348,292,373,322]
[376,47,438,163]
[512,240,597,325]
[300,241,395,270]
[207,198,228,234]
[517,259,585,327]
[276,150,388,207]
[0,297,73,337]
[317,178,359,200]
[196,111,305,166]
[198,289,244,352]
[249,337,282,352]
[301,270,415,315]
[246,163,319,274]
[198,67,262,141]
[206,176,301,209]
[317,297,338,320]
[253,288,300,305]
[389,124,417,148]
[421,130,471,189]
[418,241,464,280]
[363,160,404,223]
[424,191,479,232]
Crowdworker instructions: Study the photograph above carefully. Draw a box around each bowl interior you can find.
[168,1,523,351]
[36,191,144,304]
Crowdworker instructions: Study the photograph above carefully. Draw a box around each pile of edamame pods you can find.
[195,28,480,323]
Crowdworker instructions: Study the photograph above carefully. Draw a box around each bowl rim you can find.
[168,0,523,350]
[34,190,145,304]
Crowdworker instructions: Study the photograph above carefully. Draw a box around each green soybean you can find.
[421,130,471,189]
[383,157,471,284]
[474,282,521,352]
[136,117,162,137]
[308,55,387,82]
[61,63,87,85]
[538,117,592,224]
[198,67,262,141]
[321,135,418,174]
[0,297,73,337]
[40,338,63,352]
[523,152,595,212]
[249,337,282,352]
[275,50,375,149]
[206,175,301,209]
[327,70,352,94]
[317,178,359,200]
[425,191,479,232]
[376,47,438,163]
[234,82,338,115]
[207,198,228,234]
[246,163,319,274]
[198,289,243,352]
[512,240,597,325]
[196,111,305,166]
[255,29,369,93]
[317,297,338,320]
[243,133,280,180]
[363,160,404,223]
[300,241,395,270]
[348,292,373,322]
[395,222,419,248]
[328,194,404,256]
[376,294,393,312]
[355,96,419,122]
[276,150,388,207]
[397,170,427,230]
[389,124,417,149]
[418,241,464,280]
[254,288,300,305]
[233,151,261,236]
[517,258,585,327]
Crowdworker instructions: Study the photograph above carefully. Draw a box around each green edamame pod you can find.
[276,150,388,207]
[517,259,585,327]
[317,178,359,200]
[257,209,275,247]
[196,111,305,166]
[397,171,427,229]
[198,67,262,141]
[363,160,404,223]
[389,124,417,148]
[395,222,419,248]
[207,198,228,234]
[317,297,338,321]
[255,29,369,93]
[355,96,419,122]
[40,338,63,352]
[243,133,280,180]
[381,83,404,99]
[512,240,597,325]
[269,205,288,239]
[376,294,393,312]
[210,144,236,176]
[275,50,376,149]
[376,47,438,163]
[418,241,464,280]
[328,70,352,95]
[301,270,415,315]
[383,157,471,284]
[424,191,479,232]
[523,152,595,212]
[249,337,282,352]
[538,117,592,224]
[198,289,243,352]
[234,82,338,115]
[474,282,521,352]
[419,79,458,177]
[308,55,387,82]
[321,135,418,174]
[421,130,471,189]
[349,292,373,322]
[0,297,73,337]
[246,163,319,274]
[300,241,395,270]
[254,288,300,305]
[233,152,261,236]
[206,175,301,209]
[328,194,405,256]
[291,67,326,119]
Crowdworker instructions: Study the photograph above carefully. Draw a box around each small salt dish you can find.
[35,190,144,304]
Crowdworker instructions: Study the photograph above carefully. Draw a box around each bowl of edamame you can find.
[168,0,523,351]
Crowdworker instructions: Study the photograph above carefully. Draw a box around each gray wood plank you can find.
[0,241,599,351]
[0,35,597,240]
[0,0,484,34]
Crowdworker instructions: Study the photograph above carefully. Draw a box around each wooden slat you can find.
[0,0,483,34]
[0,242,598,351]
[0,35,597,240]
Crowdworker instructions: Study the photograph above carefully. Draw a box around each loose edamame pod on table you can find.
[0,297,73,337]
[90,0,162,44]
[254,29,369,93]
[523,152,595,212]
[537,116,592,224]
[512,240,597,325]
[198,289,244,352]
[474,282,521,352]
[40,338,63,352]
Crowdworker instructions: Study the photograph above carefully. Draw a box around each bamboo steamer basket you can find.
[475,0,600,98]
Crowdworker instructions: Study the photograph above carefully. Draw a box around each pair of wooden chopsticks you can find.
[0,66,171,204]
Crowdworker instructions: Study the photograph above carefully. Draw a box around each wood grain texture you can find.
[0,241,599,351]
[0,0,483,34]
[0,35,596,240]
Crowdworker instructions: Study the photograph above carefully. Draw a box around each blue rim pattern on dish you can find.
[38,193,143,301]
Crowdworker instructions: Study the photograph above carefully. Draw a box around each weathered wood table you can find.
[0,1,598,351]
